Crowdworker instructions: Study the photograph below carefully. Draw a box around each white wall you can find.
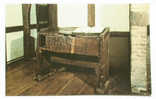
[6,5,23,27]
[58,4,88,27]
[58,4,129,31]
[95,4,129,31]
[6,4,23,62]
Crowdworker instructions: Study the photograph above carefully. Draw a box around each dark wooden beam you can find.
[51,56,99,69]
[6,24,48,33]
[88,4,95,27]
[146,25,151,94]
[110,32,130,37]
[48,4,58,32]
[6,26,23,33]
[36,4,40,32]
[22,4,33,59]
[129,4,132,92]
[147,25,150,36]
[30,24,48,29]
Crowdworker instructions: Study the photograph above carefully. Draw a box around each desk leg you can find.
[95,35,110,94]
[34,49,43,81]
[94,66,100,93]
[95,64,108,94]
[34,50,55,81]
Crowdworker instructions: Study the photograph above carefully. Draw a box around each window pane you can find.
[30,4,37,24]
[6,31,24,62]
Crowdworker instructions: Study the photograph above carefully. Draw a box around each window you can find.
[6,4,24,61]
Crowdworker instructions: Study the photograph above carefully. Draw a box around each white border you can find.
[1,0,156,99]
[0,1,6,98]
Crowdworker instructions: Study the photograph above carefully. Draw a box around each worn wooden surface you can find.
[6,59,95,96]
[48,4,58,32]
[45,35,100,56]
[6,59,131,95]
[36,28,110,92]
[51,56,99,69]
[74,37,99,56]
[22,4,31,59]
[22,4,35,59]
[45,35,72,53]
[88,4,95,27]
[100,33,110,78]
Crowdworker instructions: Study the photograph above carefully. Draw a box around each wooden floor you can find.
[6,58,131,96]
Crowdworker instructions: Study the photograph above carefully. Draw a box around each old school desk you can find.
[35,27,110,92]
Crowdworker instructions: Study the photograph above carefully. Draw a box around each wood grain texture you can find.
[48,4,58,32]
[22,4,35,59]
[44,35,99,56]
[6,59,96,96]
[88,4,95,27]
[51,56,99,69]
[36,28,110,92]
[6,59,131,95]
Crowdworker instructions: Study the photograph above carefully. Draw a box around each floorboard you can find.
[6,59,130,96]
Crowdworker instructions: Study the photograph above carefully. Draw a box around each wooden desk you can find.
[35,27,110,93]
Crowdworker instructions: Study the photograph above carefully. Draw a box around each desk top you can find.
[39,27,108,36]
[39,27,110,56]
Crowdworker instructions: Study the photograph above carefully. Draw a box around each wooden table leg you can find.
[33,49,44,81]
[94,66,100,93]
[34,51,58,81]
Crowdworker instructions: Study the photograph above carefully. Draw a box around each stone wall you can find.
[130,4,150,94]
[131,26,147,93]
